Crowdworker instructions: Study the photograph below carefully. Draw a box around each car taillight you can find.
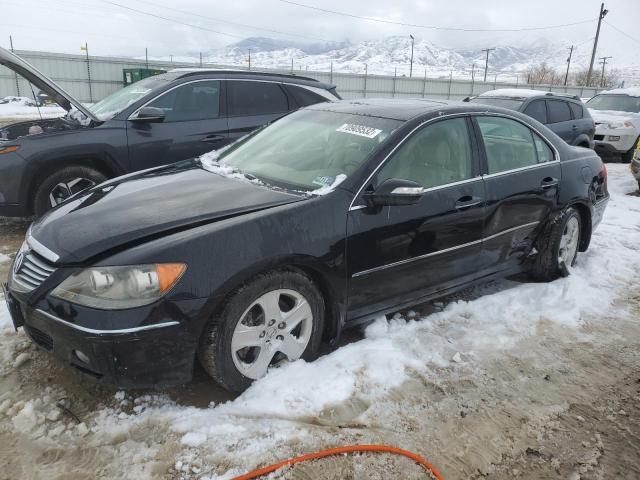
[601,162,607,180]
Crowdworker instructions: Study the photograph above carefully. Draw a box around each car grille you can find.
[12,250,56,292]
[24,325,54,351]
[594,134,604,141]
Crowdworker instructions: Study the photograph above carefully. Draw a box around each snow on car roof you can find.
[599,87,640,97]
[478,88,550,98]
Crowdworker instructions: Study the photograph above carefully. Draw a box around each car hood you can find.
[0,46,98,122]
[30,160,305,264]
[588,109,640,125]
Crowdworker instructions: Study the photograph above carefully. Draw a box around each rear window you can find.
[569,102,583,119]
[287,85,327,107]
[469,97,524,110]
[547,100,572,124]
[227,80,289,116]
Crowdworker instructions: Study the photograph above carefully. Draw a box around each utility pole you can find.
[199,52,202,68]
[564,45,574,86]
[409,34,415,78]
[363,63,368,97]
[145,47,149,69]
[599,56,612,87]
[587,3,608,86]
[81,43,93,102]
[248,49,251,70]
[482,48,495,82]
[290,57,294,73]
[9,35,20,96]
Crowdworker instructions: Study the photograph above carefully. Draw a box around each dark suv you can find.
[467,89,594,148]
[0,47,339,217]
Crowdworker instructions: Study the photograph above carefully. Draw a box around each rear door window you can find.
[227,80,289,116]
[546,100,572,124]
[476,116,539,174]
[569,102,583,119]
[523,100,547,124]
[286,85,327,108]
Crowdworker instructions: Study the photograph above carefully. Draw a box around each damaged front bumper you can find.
[4,285,200,388]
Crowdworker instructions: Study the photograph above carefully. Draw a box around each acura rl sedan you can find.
[4,99,609,393]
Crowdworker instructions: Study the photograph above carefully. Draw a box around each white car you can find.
[586,88,640,163]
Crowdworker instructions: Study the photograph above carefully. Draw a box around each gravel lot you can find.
[0,164,638,480]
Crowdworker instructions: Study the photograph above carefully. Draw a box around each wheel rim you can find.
[558,216,580,267]
[231,289,313,380]
[48,177,96,207]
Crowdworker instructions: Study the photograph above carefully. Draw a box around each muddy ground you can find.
[0,168,638,480]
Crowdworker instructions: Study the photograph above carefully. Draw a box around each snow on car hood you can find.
[589,109,640,125]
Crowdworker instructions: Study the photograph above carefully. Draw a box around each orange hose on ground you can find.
[232,444,444,480]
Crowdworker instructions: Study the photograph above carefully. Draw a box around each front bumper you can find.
[593,130,637,155]
[4,287,201,388]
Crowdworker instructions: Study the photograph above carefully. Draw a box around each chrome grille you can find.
[12,250,56,292]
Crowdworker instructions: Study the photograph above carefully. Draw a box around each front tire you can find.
[198,269,325,393]
[621,136,639,163]
[33,165,107,217]
[529,208,582,281]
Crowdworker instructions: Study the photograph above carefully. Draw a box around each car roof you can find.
[305,98,514,121]
[477,88,581,102]
[598,87,640,97]
[168,68,336,90]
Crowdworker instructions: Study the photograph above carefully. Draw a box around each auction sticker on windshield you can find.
[336,123,382,139]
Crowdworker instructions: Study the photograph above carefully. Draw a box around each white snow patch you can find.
[310,173,347,196]
[0,253,10,264]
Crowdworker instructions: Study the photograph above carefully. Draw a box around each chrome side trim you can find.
[483,221,540,242]
[35,309,180,335]
[27,236,59,263]
[481,160,560,180]
[351,220,541,278]
[352,238,483,278]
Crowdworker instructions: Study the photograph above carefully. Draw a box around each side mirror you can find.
[130,107,165,123]
[364,178,425,208]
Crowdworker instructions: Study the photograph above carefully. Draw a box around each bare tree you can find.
[524,62,563,86]
[572,68,621,88]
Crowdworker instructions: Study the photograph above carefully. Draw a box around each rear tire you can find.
[33,165,107,217]
[621,136,639,163]
[529,208,582,281]
[198,269,325,393]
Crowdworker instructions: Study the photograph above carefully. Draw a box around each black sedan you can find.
[4,99,609,392]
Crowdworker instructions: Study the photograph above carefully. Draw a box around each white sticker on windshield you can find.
[336,123,382,139]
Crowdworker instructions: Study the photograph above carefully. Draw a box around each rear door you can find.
[568,101,595,143]
[226,80,291,143]
[546,99,574,143]
[473,114,561,271]
[126,79,229,170]
[346,116,486,319]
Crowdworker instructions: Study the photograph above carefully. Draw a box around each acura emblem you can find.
[13,252,25,275]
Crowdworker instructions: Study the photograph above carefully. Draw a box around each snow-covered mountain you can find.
[162,36,638,84]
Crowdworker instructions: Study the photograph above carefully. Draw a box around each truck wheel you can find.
[529,207,582,281]
[621,136,639,163]
[33,165,107,217]
[198,269,325,393]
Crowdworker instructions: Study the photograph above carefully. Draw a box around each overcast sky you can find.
[2,0,639,63]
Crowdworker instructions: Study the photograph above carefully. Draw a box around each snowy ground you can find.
[0,103,65,120]
[0,165,639,479]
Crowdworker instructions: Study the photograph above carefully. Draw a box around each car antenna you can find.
[28,82,43,121]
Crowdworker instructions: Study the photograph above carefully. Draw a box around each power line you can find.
[130,0,332,43]
[277,0,597,32]
[604,20,640,44]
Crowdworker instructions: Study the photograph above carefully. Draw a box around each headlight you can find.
[606,121,634,129]
[51,263,186,310]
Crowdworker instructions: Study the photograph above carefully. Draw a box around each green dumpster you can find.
[123,68,166,86]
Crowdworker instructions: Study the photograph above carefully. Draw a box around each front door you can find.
[127,80,229,171]
[473,114,561,270]
[346,116,486,320]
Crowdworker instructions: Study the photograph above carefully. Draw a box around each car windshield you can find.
[469,97,524,110]
[586,94,640,113]
[88,75,173,120]
[205,109,402,192]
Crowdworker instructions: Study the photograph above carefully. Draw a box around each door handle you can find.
[540,177,559,189]
[455,195,482,210]
[572,125,578,130]
[201,134,226,143]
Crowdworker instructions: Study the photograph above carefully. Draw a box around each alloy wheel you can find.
[558,216,580,267]
[48,177,96,207]
[231,289,313,380]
